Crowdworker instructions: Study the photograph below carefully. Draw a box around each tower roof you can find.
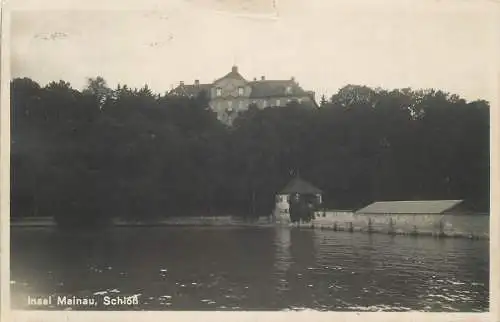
[279,176,322,194]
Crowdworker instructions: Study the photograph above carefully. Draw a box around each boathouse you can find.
[351,199,488,236]
[273,176,322,223]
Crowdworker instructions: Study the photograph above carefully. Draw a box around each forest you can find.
[10,77,490,228]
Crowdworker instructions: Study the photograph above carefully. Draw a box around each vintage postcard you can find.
[1,0,498,321]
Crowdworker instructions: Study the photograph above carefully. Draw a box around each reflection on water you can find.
[274,228,292,271]
[274,228,291,293]
[11,227,489,311]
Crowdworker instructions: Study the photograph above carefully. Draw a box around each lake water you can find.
[10,226,489,311]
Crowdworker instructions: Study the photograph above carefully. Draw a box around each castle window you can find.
[298,98,303,103]
[238,87,244,96]
[286,86,292,94]
[216,88,222,96]
[263,100,268,108]
[239,101,244,109]
[276,99,281,106]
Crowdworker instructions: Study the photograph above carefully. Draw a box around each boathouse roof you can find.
[355,200,464,215]
[279,177,322,195]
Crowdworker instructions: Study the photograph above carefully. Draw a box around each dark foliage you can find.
[289,194,318,223]
[10,79,490,228]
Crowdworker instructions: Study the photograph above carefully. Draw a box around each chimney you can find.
[180,81,184,86]
[232,66,238,73]
[253,77,257,81]
[195,80,200,86]
[291,76,295,82]
[261,76,265,81]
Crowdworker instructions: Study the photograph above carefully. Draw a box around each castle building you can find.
[169,66,318,124]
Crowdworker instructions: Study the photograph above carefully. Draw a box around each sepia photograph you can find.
[4,0,496,317]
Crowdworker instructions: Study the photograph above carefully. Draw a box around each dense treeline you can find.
[10,78,490,228]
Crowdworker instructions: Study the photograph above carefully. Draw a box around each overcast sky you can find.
[9,0,499,102]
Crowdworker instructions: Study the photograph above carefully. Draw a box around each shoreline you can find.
[301,224,489,240]
[10,219,489,240]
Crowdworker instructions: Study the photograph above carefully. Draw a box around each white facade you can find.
[273,194,292,224]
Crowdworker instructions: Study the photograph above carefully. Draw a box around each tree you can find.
[83,76,113,108]
[331,84,377,108]
[10,77,490,229]
[320,95,328,107]
[289,194,316,223]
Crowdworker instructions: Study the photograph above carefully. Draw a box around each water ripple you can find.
[10,227,489,311]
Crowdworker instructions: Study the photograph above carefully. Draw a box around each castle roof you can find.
[213,66,247,83]
[169,66,315,100]
[248,80,307,98]
[170,80,312,99]
[169,83,211,97]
